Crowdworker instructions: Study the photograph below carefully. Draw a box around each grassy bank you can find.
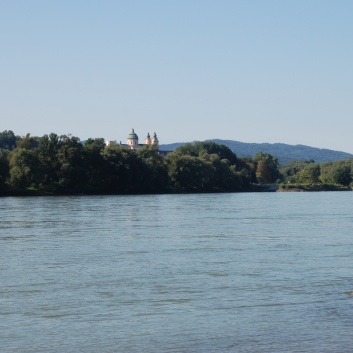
[278,183,352,192]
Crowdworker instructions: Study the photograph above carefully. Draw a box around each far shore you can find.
[1,183,352,197]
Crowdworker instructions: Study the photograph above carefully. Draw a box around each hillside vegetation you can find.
[279,159,353,191]
[160,140,353,164]
[1,130,352,195]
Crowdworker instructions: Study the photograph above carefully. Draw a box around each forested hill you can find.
[160,140,353,164]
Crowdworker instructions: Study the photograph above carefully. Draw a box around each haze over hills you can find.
[159,140,353,164]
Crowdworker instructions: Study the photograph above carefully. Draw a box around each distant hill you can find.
[159,140,353,164]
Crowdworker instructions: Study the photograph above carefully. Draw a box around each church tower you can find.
[145,133,152,145]
[127,128,139,149]
[152,132,159,148]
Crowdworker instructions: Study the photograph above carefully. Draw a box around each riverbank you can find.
[1,183,351,196]
[278,183,351,192]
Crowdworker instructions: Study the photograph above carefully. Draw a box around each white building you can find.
[106,129,159,150]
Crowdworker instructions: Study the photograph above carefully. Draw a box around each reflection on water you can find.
[1,192,353,353]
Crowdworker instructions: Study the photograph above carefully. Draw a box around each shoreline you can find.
[1,185,351,197]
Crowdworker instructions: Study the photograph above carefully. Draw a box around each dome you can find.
[127,128,138,140]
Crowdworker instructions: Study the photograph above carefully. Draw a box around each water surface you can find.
[1,192,353,352]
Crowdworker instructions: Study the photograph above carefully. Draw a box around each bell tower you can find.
[145,133,152,145]
[152,132,159,148]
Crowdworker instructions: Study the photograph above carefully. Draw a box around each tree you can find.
[173,143,198,157]
[166,142,254,192]
[332,165,352,186]
[0,149,10,192]
[136,145,168,192]
[84,138,106,192]
[296,164,321,184]
[37,133,62,187]
[279,160,315,182]
[0,130,18,150]
[166,153,215,191]
[57,135,86,191]
[175,141,240,166]
[254,152,280,183]
[17,134,39,150]
[256,160,273,183]
[9,148,40,189]
[194,141,239,165]
[101,145,147,193]
[200,153,245,191]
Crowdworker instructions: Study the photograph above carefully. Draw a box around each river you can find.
[1,192,353,352]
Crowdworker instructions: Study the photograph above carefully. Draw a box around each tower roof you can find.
[152,132,159,145]
[127,128,138,140]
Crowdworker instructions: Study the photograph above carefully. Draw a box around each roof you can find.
[127,128,138,140]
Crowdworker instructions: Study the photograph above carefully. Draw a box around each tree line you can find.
[0,130,255,195]
[0,130,352,195]
[279,159,353,190]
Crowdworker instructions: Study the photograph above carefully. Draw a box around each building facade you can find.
[106,129,159,150]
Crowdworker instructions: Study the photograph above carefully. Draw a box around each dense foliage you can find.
[279,159,353,190]
[160,140,353,164]
[0,132,256,195]
[1,130,352,195]
[0,130,18,150]
[253,152,280,183]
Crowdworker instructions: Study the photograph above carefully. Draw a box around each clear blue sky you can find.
[1,1,352,152]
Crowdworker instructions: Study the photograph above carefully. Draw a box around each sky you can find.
[1,0,353,152]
